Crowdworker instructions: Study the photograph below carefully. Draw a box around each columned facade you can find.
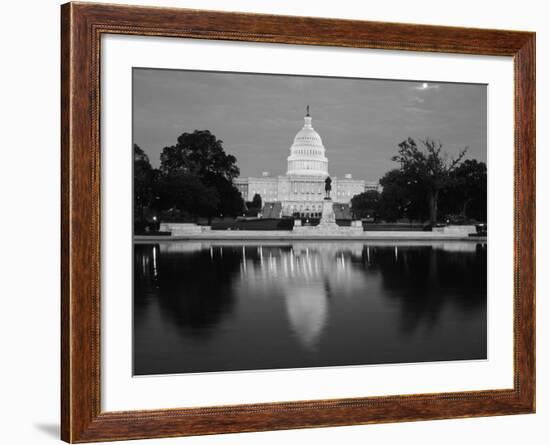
[234,108,379,218]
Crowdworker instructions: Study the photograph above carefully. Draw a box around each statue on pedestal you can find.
[324,176,332,199]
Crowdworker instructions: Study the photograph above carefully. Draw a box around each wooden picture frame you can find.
[61,2,535,442]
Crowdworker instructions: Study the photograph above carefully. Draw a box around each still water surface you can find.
[134,241,486,375]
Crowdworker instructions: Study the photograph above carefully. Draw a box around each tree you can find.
[392,138,467,223]
[154,171,219,220]
[160,130,239,181]
[208,176,245,217]
[251,193,262,210]
[159,130,243,219]
[134,144,154,222]
[245,193,263,216]
[351,190,381,219]
[377,169,429,222]
[441,159,487,221]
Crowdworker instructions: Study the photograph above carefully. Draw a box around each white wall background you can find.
[0,1,546,444]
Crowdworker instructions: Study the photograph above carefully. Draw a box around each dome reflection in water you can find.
[133,241,486,375]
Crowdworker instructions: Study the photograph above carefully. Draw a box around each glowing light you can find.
[152,245,158,278]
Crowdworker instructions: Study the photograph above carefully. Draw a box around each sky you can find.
[133,68,486,182]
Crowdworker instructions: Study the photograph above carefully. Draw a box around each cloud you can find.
[403,84,439,113]
[403,96,429,114]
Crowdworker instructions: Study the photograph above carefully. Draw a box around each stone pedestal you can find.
[317,198,337,228]
[293,198,363,235]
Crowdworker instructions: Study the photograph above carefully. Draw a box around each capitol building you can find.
[234,108,379,219]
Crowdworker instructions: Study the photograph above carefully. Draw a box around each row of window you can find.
[247,190,360,199]
[288,160,326,171]
[294,212,321,218]
[284,204,323,212]
[293,148,322,156]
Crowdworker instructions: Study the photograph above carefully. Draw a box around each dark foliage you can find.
[351,190,381,219]
[440,159,487,221]
[145,129,245,220]
[154,171,219,219]
[160,130,239,181]
[134,144,154,210]
[378,169,430,222]
[351,140,486,223]
[392,138,467,223]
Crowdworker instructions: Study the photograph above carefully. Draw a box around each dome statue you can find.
[286,106,329,177]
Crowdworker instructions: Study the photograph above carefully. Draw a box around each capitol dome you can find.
[286,107,329,177]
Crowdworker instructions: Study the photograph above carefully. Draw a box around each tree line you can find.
[135,130,487,228]
[134,130,245,227]
[351,138,487,224]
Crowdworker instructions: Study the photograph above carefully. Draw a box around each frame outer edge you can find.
[60,2,536,442]
[62,2,100,442]
[60,2,72,442]
[515,34,536,412]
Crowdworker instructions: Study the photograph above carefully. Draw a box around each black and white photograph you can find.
[2,0,544,443]
[133,68,488,376]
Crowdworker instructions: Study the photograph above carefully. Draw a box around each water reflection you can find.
[134,241,487,375]
[233,244,370,350]
[284,283,328,350]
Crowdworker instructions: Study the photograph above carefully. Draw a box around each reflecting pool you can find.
[134,241,487,375]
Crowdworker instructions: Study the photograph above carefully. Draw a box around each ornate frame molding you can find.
[61,2,535,442]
